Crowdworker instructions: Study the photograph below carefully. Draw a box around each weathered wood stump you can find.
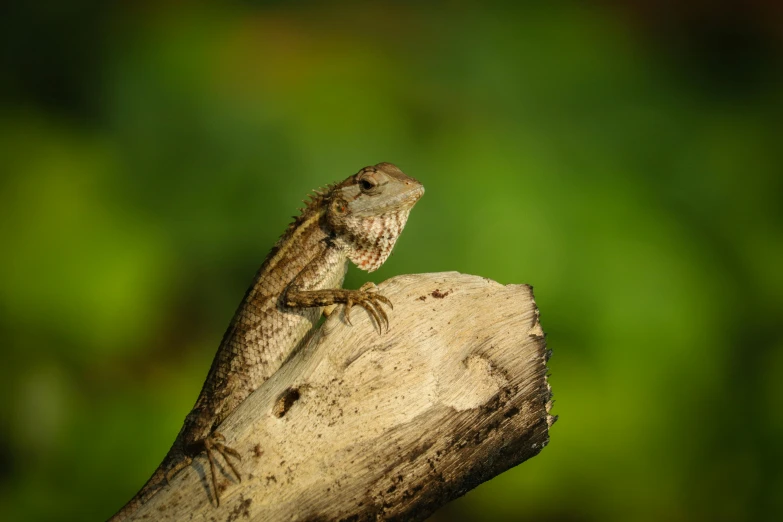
[124,272,554,521]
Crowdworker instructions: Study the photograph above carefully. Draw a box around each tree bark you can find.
[126,272,554,521]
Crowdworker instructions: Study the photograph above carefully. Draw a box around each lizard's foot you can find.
[344,282,393,334]
[203,431,242,507]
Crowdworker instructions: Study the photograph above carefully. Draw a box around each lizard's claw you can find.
[344,296,355,326]
[344,285,392,334]
[322,303,338,317]
[359,282,393,310]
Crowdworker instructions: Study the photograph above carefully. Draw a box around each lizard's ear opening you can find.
[330,196,348,215]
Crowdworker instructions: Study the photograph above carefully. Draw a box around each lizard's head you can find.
[326,162,424,272]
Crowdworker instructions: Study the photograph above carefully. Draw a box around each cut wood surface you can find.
[125,272,554,521]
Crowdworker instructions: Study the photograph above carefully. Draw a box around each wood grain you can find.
[125,272,554,521]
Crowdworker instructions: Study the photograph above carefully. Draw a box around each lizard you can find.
[109,162,424,520]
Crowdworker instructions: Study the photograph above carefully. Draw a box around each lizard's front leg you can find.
[284,249,393,333]
[286,285,392,333]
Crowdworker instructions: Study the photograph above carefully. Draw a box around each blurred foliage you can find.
[1,1,782,521]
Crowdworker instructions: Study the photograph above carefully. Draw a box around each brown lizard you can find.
[110,162,424,520]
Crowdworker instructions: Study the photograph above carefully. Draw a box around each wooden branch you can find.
[128,272,554,521]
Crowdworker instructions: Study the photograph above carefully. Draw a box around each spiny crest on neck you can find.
[264,182,338,264]
[285,183,338,231]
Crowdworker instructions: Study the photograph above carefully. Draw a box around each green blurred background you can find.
[2,1,782,521]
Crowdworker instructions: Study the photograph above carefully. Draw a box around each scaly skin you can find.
[110,163,424,520]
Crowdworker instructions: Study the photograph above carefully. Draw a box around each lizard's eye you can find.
[331,197,348,214]
[359,178,376,192]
